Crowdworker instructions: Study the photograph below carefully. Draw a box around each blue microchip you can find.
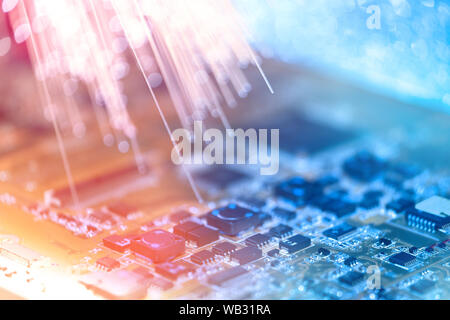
[388,252,416,267]
[323,223,356,240]
[206,204,260,236]
[272,207,297,221]
[279,234,311,253]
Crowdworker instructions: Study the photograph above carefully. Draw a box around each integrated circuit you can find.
[186,225,219,247]
[279,234,311,254]
[268,224,293,239]
[245,233,271,247]
[96,257,120,271]
[191,250,215,265]
[206,204,260,236]
[212,242,237,256]
[323,223,356,240]
[155,261,196,280]
[131,229,185,263]
[207,266,249,286]
[388,252,416,267]
[338,271,365,286]
[230,246,263,265]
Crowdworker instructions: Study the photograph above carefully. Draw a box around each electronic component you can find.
[279,234,311,253]
[267,249,280,257]
[103,235,131,253]
[409,247,418,254]
[186,225,219,247]
[173,221,202,238]
[207,266,249,286]
[378,238,392,246]
[323,223,356,240]
[206,204,260,236]
[385,198,414,213]
[96,257,120,271]
[212,242,237,256]
[191,250,215,265]
[131,229,185,263]
[230,246,263,265]
[268,224,293,238]
[343,151,385,182]
[89,211,115,225]
[405,207,450,233]
[410,280,435,294]
[338,271,365,286]
[318,248,330,256]
[154,261,196,280]
[388,252,416,267]
[245,233,271,247]
[272,207,296,221]
[344,257,357,267]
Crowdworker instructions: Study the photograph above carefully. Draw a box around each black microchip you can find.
[318,248,330,256]
[279,234,311,254]
[338,271,365,286]
[267,249,280,257]
[231,246,262,265]
[186,225,219,247]
[272,207,297,221]
[195,166,250,190]
[245,233,271,247]
[323,223,356,240]
[169,210,192,223]
[207,266,248,286]
[378,238,392,246]
[212,242,237,256]
[154,261,195,280]
[173,221,202,238]
[190,250,215,265]
[388,252,416,267]
[268,224,293,238]
[206,204,260,236]
[344,256,357,267]
[410,279,435,294]
[96,257,120,271]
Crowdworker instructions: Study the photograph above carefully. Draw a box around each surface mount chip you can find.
[323,223,356,240]
[388,252,416,267]
[279,234,311,253]
[230,246,262,265]
[206,204,260,236]
[131,229,185,263]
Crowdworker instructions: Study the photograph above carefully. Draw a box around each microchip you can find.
[212,242,237,256]
[107,202,138,218]
[132,266,154,280]
[338,271,365,286]
[154,261,195,280]
[103,235,131,253]
[344,256,357,267]
[206,204,260,236]
[267,249,280,257]
[406,199,450,232]
[378,238,392,246]
[279,234,311,254]
[230,246,262,265]
[195,166,250,190]
[388,252,416,267]
[272,207,297,221]
[323,223,356,240]
[268,224,293,238]
[410,279,435,294]
[386,198,415,213]
[318,248,330,256]
[96,257,120,271]
[343,151,385,182]
[173,221,202,238]
[245,233,271,247]
[131,229,185,263]
[190,250,215,265]
[186,225,219,247]
[207,266,249,286]
[169,210,192,223]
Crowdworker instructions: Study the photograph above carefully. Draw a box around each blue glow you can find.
[235,0,450,112]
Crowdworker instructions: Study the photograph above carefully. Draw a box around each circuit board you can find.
[0,65,449,300]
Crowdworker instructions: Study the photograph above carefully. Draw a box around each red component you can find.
[131,229,185,263]
[103,235,131,253]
